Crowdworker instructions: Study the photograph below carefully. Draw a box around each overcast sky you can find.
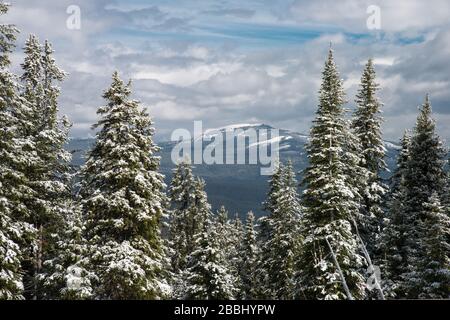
[4,0,450,142]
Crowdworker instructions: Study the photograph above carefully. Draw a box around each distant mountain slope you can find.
[67,124,400,218]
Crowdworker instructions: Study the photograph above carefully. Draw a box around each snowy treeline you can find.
[1,3,449,300]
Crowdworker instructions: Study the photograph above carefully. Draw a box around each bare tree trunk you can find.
[351,219,385,300]
[325,237,354,300]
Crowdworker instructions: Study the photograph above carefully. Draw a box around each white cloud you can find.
[266,65,287,77]
[133,61,242,87]
[152,100,207,120]
[372,57,395,66]
[289,0,450,32]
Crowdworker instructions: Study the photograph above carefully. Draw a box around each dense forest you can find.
[1,2,449,300]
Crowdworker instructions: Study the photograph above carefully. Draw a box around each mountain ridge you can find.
[67,123,400,217]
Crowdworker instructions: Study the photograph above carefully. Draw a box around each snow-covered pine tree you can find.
[38,201,94,300]
[298,49,366,300]
[389,131,411,197]
[251,160,287,298]
[405,95,447,213]
[190,178,211,227]
[80,72,169,299]
[0,1,15,68]
[257,162,284,298]
[444,170,450,232]
[401,96,447,298]
[215,206,232,252]
[251,217,269,298]
[379,131,411,297]
[0,2,35,299]
[19,34,72,299]
[20,35,71,221]
[213,206,247,298]
[231,214,244,246]
[415,192,450,299]
[253,197,282,299]
[182,191,237,300]
[171,174,213,298]
[352,59,387,255]
[263,160,283,215]
[444,165,450,214]
[240,211,260,299]
[168,162,211,274]
[0,197,23,299]
[228,213,244,298]
[262,161,301,299]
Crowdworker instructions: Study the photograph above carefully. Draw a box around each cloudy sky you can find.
[4,0,450,142]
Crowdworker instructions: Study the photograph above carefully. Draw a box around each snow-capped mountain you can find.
[67,123,400,217]
[200,123,309,152]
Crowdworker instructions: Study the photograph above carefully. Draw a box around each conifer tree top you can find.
[0,2,18,68]
[317,48,346,115]
[415,94,435,132]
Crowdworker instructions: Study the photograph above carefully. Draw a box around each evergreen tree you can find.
[214,207,243,292]
[379,131,411,297]
[168,162,208,273]
[240,211,259,299]
[254,216,271,299]
[257,163,284,298]
[263,160,283,214]
[405,95,447,216]
[38,201,94,299]
[443,165,450,213]
[182,198,237,300]
[0,2,34,299]
[416,193,450,299]
[256,159,284,299]
[0,197,23,299]
[298,49,366,300]
[171,176,212,298]
[389,131,412,196]
[228,213,244,298]
[0,2,16,68]
[352,59,387,254]
[401,96,447,298]
[80,72,168,299]
[263,161,302,299]
[19,34,72,299]
[214,206,232,255]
